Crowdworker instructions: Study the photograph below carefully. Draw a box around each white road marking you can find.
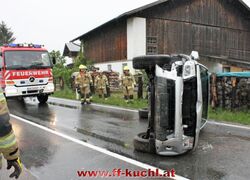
[92,103,138,112]
[10,114,188,180]
[207,121,250,130]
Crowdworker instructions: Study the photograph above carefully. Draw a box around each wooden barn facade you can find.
[72,0,250,74]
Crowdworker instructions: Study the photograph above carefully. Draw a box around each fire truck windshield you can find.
[4,51,52,70]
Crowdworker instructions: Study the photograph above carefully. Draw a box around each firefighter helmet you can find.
[123,66,129,71]
[79,65,87,70]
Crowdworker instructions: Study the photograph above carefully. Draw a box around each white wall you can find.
[127,17,146,60]
[94,60,135,76]
[94,17,146,75]
[199,59,223,73]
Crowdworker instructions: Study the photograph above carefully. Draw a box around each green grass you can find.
[92,93,148,109]
[52,88,148,109]
[53,89,250,125]
[52,88,76,100]
[208,107,250,125]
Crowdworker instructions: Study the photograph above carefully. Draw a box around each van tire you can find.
[133,55,172,69]
[134,132,155,153]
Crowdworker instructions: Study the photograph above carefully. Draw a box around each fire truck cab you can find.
[0,43,55,104]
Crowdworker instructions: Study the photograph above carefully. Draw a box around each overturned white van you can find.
[133,52,209,156]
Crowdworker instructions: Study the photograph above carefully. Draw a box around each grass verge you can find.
[52,88,148,109]
[208,107,250,125]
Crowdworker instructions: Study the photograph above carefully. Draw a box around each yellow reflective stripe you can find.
[0,138,16,149]
[0,133,15,142]
[0,139,16,149]
[17,158,23,170]
[0,133,16,148]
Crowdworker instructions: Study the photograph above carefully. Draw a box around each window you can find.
[147,37,157,44]
[4,51,52,70]
[200,65,209,120]
[223,67,230,72]
[147,46,157,55]
[146,36,158,55]
[107,64,112,71]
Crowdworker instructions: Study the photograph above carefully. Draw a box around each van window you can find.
[200,65,209,119]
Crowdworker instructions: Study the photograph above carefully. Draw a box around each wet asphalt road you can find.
[5,97,250,180]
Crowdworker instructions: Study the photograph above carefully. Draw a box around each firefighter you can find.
[75,65,93,104]
[121,66,136,103]
[0,88,22,179]
[95,71,109,100]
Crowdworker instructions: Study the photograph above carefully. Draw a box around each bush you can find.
[51,49,93,89]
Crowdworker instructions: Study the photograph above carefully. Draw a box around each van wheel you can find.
[37,94,48,104]
[139,108,148,119]
[134,132,155,153]
[133,55,172,70]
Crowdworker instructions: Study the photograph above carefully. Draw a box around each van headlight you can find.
[183,61,195,79]
[184,65,191,76]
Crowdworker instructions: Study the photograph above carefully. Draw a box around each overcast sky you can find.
[1,0,250,53]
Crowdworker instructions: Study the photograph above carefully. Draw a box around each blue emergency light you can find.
[5,43,43,48]
[8,43,18,47]
[33,44,42,48]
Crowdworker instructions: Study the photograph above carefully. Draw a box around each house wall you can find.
[83,20,127,63]
[127,17,146,60]
[139,0,250,65]
[80,0,250,73]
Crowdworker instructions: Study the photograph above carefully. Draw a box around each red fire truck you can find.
[0,43,55,103]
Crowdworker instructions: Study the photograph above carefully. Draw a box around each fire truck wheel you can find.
[37,94,48,104]
[17,96,24,101]
[138,108,148,119]
[134,132,155,153]
[133,55,172,70]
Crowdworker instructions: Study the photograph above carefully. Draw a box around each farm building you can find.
[71,0,250,74]
[63,42,80,58]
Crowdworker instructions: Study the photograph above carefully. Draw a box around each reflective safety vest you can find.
[121,73,136,89]
[95,74,108,89]
[0,89,20,160]
[75,72,93,88]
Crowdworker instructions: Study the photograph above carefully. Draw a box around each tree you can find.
[49,50,66,68]
[0,21,16,46]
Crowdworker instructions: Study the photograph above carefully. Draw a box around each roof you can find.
[217,72,250,77]
[71,0,250,42]
[202,55,250,68]
[65,43,80,52]
[71,0,170,41]
[63,43,80,56]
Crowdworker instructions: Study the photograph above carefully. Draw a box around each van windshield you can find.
[4,51,52,70]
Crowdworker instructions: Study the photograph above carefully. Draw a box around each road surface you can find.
[4,97,250,180]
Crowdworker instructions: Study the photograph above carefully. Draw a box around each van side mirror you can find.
[52,56,56,65]
[190,51,199,60]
